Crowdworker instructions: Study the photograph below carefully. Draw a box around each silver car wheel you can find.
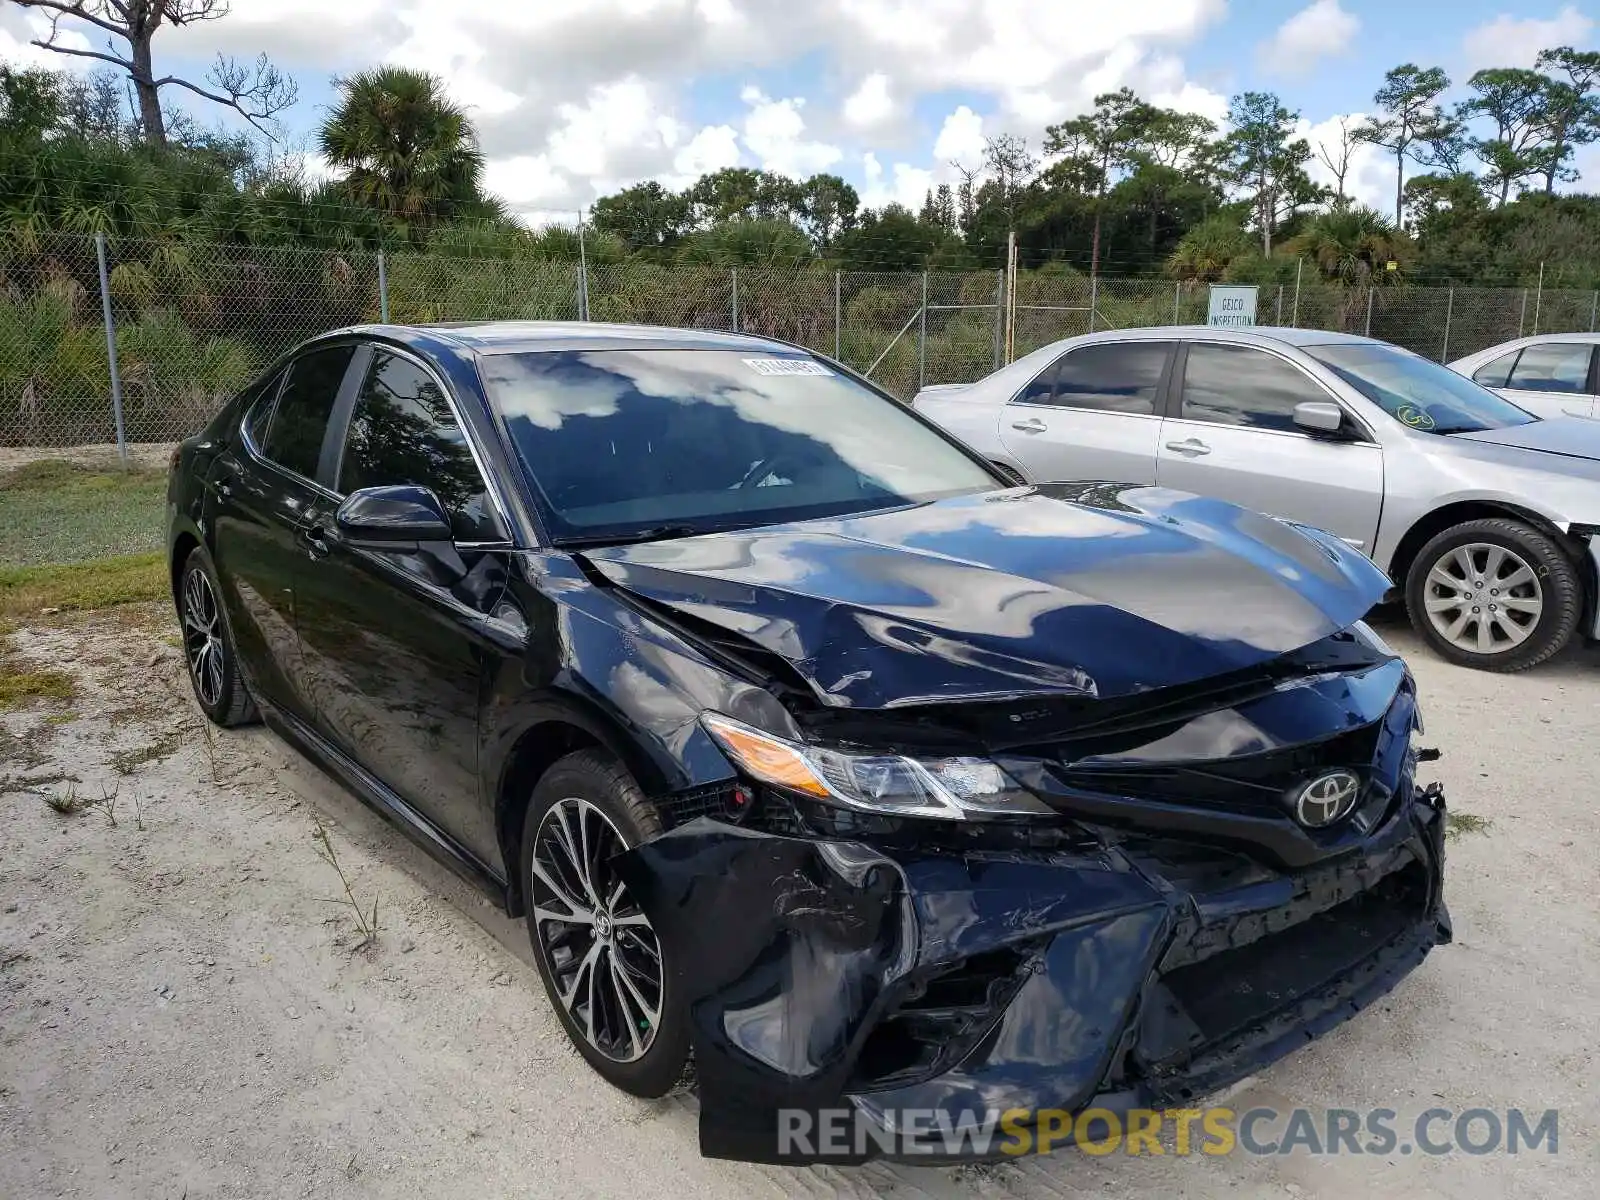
[1422,541,1543,655]
[529,797,662,1063]
[181,566,225,708]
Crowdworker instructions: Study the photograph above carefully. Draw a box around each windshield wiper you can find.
[556,523,716,549]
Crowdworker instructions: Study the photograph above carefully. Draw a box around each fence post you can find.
[1441,288,1454,363]
[576,208,590,321]
[834,270,842,360]
[1087,273,1098,334]
[94,231,127,463]
[731,267,740,332]
[985,270,998,369]
[1173,282,1181,325]
[1275,284,1284,325]
[1364,287,1374,337]
[1291,258,1302,327]
[917,271,929,390]
[1532,262,1544,335]
[1591,290,1598,332]
[377,249,390,323]
[1518,289,1528,337]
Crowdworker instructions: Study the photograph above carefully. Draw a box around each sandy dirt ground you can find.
[0,444,177,474]
[1,601,1596,1199]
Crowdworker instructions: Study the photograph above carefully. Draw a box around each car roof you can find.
[1065,325,1387,348]
[336,320,805,356]
[1446,331,1600,367]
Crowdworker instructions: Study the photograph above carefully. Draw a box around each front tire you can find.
[1405,518,1581,672]
[177,547,257,727]
[520,749,691,1098]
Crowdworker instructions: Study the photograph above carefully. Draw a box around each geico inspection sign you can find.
[1207,285,1258,327]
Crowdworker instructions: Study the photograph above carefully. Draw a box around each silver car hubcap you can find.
[1423,542,1543,655]
[182,567,225,707]
[529,798,662,1063]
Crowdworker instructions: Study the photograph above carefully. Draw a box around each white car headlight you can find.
[701,712,1053,821]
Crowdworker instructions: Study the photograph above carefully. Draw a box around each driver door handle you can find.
[1011,417,1047,433]
[298,513,333,560]
[1165,437,1211,456]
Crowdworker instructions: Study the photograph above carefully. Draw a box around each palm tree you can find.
[1286,207,1413,285]
[318,68,487,229]
[1166,216,1253,282]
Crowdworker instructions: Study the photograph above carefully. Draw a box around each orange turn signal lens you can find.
[701,713,832,799]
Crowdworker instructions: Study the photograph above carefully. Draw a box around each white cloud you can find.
[1258,1,1360,77]
[1461,6,1595,72]
[484,155,569,214]
[842,72,895,129]
[739,87,843,177]
[669,125,741,183]
[860,152,935,211]
[0,7,93,72]
[932,106,986,166]
[7,0,1239,217]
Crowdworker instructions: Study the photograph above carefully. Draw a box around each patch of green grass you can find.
[0,552,166,622]
[0,459,166,568]
[1446,811,1492,840]
[0,669,75,711]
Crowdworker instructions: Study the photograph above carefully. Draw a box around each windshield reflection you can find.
[1306,343,1536,434]
[478,349,998,542]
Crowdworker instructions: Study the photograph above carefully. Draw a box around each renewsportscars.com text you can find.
[777,1106,1559,1159]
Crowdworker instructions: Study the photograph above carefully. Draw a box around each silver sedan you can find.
[1448,332,1600,420]
[912,326,1600,671]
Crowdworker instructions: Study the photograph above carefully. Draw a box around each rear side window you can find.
[1471,349,1521,389]
[1050,342,1170,415]
[1180,343,1332,432]
[338,351,501,540]
[260,346,356,479]
[1505,343,1593,394]
[1016,360,1058,404]
[240,369,286,444]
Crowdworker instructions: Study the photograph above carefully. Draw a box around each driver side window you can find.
[1179,343,1337,433]
[337,351,502,541]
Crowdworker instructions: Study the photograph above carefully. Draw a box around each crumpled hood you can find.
[582,482,1392,708]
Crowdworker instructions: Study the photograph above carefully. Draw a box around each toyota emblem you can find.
[1294,771,1361,827]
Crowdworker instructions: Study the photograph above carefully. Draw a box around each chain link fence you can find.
[3,230,1598,450]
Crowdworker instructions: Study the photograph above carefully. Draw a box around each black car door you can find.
[208,344,359,718]
[292,345,512,867]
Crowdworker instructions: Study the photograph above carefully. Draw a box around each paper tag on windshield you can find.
[743,358,833,377]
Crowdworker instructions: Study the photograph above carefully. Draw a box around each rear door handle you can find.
[1164,438,1211,456]
[1011,417,1047,433]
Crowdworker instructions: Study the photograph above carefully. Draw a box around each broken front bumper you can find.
[616,782,1450,1164]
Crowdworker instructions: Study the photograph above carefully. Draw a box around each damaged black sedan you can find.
[166,321,1450,1164]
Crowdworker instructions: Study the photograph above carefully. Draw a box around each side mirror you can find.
[335,485,453,549]
[1293,401,1346,436]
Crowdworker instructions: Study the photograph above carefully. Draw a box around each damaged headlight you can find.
[701,712,1054,822]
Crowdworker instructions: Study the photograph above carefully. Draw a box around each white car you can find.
[1448,333,1600,420]
[910,326,1600,672]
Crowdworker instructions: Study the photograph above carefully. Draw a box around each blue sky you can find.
[1,1,1594,222]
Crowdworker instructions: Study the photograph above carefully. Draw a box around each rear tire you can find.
[177,546,257,727]
[520,749,692,1098]
[1404,518,1581,672]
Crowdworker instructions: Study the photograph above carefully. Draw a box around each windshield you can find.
[1304,343,1537,434]
[478,349,1000,543]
